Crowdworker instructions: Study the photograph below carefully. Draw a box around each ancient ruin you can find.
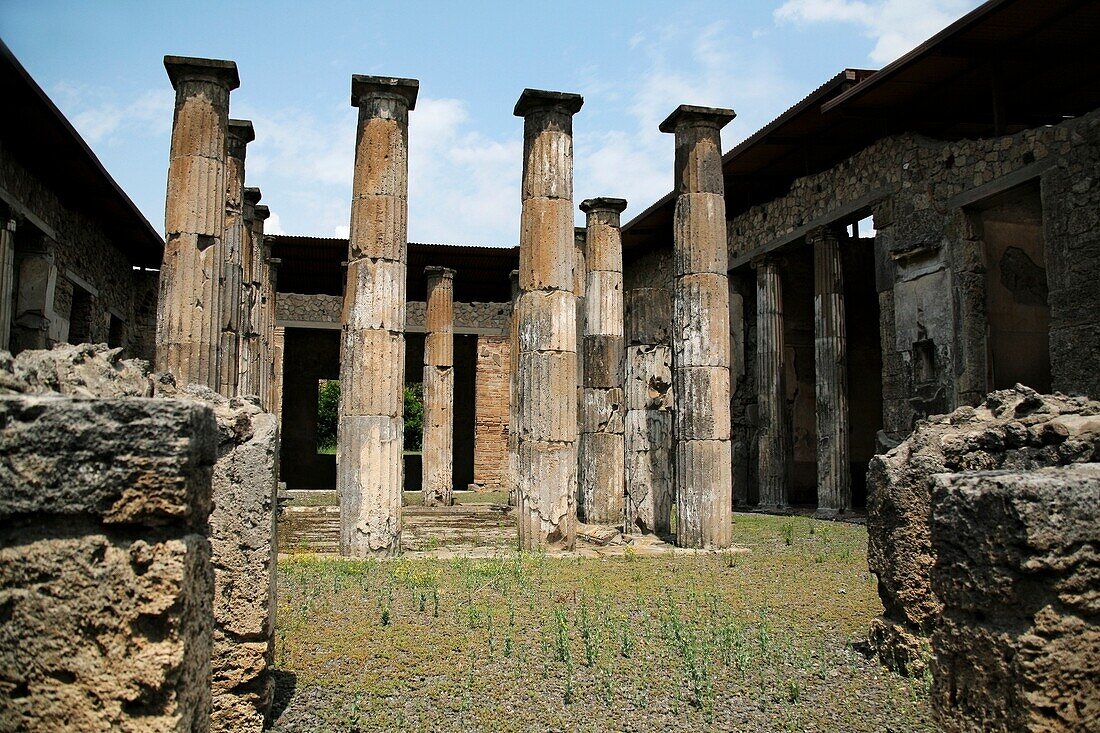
[2,0,1100,728]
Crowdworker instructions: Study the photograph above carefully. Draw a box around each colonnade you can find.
[156,56,281,413]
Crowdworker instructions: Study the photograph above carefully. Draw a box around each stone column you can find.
[272,326,285,425]
[755,257,788,509]
[264,256,281,413]
[157,56,239,389]
[239,187,261,398]
[219,119,254,397]
[810,225,851,516]
[578,197,627,526]
[660,104,734,549]
[10,246,56,352]
[624,287,673,534]
[574,226,587,429]
[513,88,583,551]
[506,269,520,507]
[338,75,418,557]
[422,266,455,507]
[251,205,271,409]
[0,219,15,351]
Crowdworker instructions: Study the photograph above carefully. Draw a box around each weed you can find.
[780,521,795,546]
[787,678,801,703]
[381,607,391,626]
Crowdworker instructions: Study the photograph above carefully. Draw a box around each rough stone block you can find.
[581,387,625,434]
[0,396,215,525]
[579,431,625,525]
[673,366,731,440]
[515,351,578,442]
[351,112,408,199]
[515,437,576,550]
[673,272,731,368]
[672,123,725,195]
[582,335,623,388]
[673,192,727,276]
[675,438,733,549]
[166,155,226,237]
[343,258,406,330]
[516,289,576,353]
[583,270,623,335]
[348,195,408,262]
[625,408,673,535]
[929,465,1100,732]
[625,287,671,346]
[521,111,574,201]
[338,414,404,556]
[519,197,574,292]
[624,344,673,411]
[339,328,405,417]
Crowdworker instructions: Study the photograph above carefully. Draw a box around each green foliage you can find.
[314,380,424,453]
[316,379,340,454]
[404,383,424,450]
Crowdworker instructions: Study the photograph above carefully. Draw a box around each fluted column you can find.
[240,186,261,396]
[624,287,674,534]
[755,257,788,509]
[218,119,253,396]
[272,325,285,425]
[251,204,271,408]
[513,88,583,551]
[578,197,627,526]
[338,75,418,557]
[264,255,281,412]
[0,219,15,351]
[506,269,520,507]
[810,225,851,516]
[157,56,239,388]
[661,104,735,549]
[422,266,455,507]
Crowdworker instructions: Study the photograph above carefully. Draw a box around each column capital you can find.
[751,253,781,270]
[579,197,628,215]
[513,88,583,117]
[806,223,844,246]
[3,219,15,233]
[228,119,255,144]
[350,75,419,110]
[253,205,270,222]
[243,187,262,207]
[659,104,735,134]
[164,55,240,91]
[424,265,456,281]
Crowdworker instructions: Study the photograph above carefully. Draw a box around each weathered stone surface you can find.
[0,391,216,733]
[0,395,214,524]
[343,258,407,331]
[174,388,278,733]
[756,259,788,509]
[473,335,510,492]
[581,387,625,434]
[348,195,408,262]
[625,287,671,346]
[339,328,405,417]
[513,90,581,550]
[583,270,623,336]
[518,197,574,292]
[578,431,625,525]
[624,344,672,411]
[674,438,733,548]
[929,465,1100,732]
[624,408,673,534]
[866,385,1100,675]
[673,366,731,440]
[423,268,455,507]
[581,335,623,388]
[672,192,727,276]
[338,414,404,555]
[0,343,153,397]
[157,231,224,391]
[672,272,731,368]
[516,289,576,352]
[515,350,578,442]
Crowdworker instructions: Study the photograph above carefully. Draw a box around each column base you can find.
[751,504,790,515]
[813,506,846,520]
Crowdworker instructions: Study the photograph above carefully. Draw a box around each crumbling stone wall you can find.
[0,344,279,731]
[866,385,1100,674]
[930,464,1100,732]
[277,292,511,333]
[0,141,155,360]
[0,390,216,732]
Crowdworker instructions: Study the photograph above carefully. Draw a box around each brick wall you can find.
[472,334,509,491]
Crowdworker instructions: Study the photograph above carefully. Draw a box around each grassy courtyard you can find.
[271,515,933,732]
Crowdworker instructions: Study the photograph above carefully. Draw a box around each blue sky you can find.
[2,0,979,246]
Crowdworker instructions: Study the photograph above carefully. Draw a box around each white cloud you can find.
[265,211,286,235]
[774,0,979,64]
[51,83,173,145]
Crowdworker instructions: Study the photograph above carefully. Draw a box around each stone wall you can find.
[929,464,1100,731]
[0,392,216,732]
[276,292,511,333]
[473,335,510,491]
[0,344,279,731]
[1,140,156,360]
[866,385,1100,674]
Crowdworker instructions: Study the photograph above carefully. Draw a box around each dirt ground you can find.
[270,510,933,732]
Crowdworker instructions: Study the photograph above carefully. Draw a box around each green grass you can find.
[272,515,933,731]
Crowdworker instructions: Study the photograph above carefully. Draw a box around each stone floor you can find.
[278,490,752,559]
